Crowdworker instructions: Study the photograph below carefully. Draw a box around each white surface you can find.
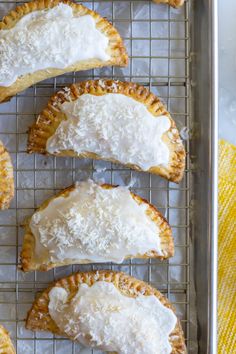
[219,0,236,144]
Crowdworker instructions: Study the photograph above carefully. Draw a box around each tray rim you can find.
[192,0,218,352]
[209,0,218,351]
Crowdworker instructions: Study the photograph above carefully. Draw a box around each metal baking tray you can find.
[0,0,218,353]
[191,0,218,352]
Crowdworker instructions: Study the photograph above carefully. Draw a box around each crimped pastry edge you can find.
[0,0,128,103]
[0,325,15,354]
[20,183,174,271]
[153,0,185,8]
[26,270,187,354]
[27,79,186,183]
[0,140,14,210]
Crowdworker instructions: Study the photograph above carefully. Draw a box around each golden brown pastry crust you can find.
[153,0,184,8]
[0,0,128,103]
[0,141,14,210]
[28,79,186,182]
[26,270,187,353]
[0,325,15,354]
[20,183,174,271]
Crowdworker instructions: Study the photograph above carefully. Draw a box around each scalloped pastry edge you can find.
[27,79,186,183]
[0,140,14,210]
[20,183,174,271]
[0,0,128,103]
[26,270,187,353]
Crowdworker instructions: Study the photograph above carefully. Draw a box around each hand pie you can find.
[0,140,14,210]
[0,0,128,102]
[21,179,173,271]
[0,325,15,354]
[28,80,186,182]
[153,0,184,7]
[26,270,187,354]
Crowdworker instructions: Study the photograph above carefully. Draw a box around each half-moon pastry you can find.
[153,0,184,7]
[0,0,128,102]
[21,180,173,271]
[28,80,186,182]
[0,140,14,210]
[26,270,187,353]
[0,325,15,354]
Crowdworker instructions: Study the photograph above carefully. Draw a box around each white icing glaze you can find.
[0,4,110,86]
[46,93,171,170]
[48,281,177,354]
[30,180,163,263]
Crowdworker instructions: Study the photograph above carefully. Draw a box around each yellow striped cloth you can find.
[218,139,236,353]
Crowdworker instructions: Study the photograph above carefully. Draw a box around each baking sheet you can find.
[0,0,197,352]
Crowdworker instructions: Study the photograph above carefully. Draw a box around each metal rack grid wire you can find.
[0,0,194,353]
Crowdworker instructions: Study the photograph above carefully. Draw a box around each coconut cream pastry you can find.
[28,80,186,182]
[26,271,187,354]
[0,0,128,102]
[0,140,14,210]
[21,180,173,271]
[153,0,184,7]
[0,325,15,354]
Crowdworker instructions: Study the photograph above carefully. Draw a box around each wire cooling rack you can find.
[0,0,195,353]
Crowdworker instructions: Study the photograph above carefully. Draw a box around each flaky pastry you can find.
[28,80,186,182]
[153,0,184,7]
[0,325,15,354]
[0,0,128,102]
[26,270,187,353]
[0,140,14,210]
[21,182,174,271]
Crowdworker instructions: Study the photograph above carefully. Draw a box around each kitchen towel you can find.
[218,139,236,353]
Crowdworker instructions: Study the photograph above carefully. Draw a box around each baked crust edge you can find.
[28,79,186,183]
[25,270,187,354]
[0,0,128,102]
[20,183,174,271]
[0,140,14,210]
